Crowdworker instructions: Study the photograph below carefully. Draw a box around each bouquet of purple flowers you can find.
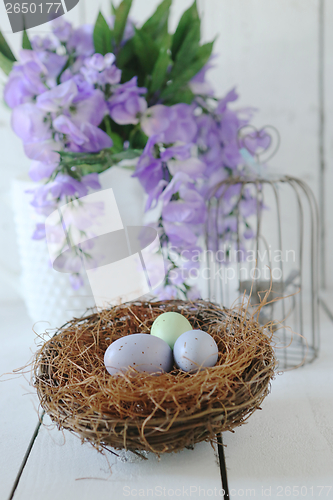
[1,0,269,298]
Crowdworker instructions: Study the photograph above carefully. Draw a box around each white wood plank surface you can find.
[224,310,333,500]
[0,300,41,500]
[13,417,222,500]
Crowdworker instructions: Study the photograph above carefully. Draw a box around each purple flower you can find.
[239,189,261,217]
[154,284,179,300]
[66,87,108,126]
[53,115,112,153]
[52,18,73,42]
[80,53,121,87]
[102,65,122,85]
[31,35,58,51]
[32,223,46,240]
[37,80,107,129]
[189,57,215,96]
[195,114,222,173]
[219,109,241,145]
[160,143,192,162]
[161,104,197,144]
[141,104,197,144]
[67,25,94,57]
[11,103,51,143]
[242,129,271,155]
[30,173,100,215]
[168,267,186,286]
[145,179,168,211]
[108,77,147,125]
[168,157,206,178]
[162,189,206,225]
[140,105,173,137]
[70,74,95,101]
[29,159,59,182]
[135,155,163,193]
[88,53,110,71]
[69,273,84,290]
[35,52,68,80]
[36,79,78,112]
[24,140,61,163]
[244,227,254,239]
[186,286,202,300]
[4,52,47,108]
[133,135,164,192]
[53,115,89,145]
[159,172,193,205]
[81,173,101,190]
[216,87,239,114]
[25,139,60,187]
[67,122,112,153]
[163,221,198,247]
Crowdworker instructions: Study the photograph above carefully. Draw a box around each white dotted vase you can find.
[11,163,144,329]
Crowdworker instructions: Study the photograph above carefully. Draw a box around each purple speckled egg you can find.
[104,333,173,376]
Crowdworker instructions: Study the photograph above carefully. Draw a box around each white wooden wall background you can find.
[1,2,333,500]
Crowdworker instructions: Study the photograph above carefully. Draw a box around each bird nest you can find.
[33,299,277,455]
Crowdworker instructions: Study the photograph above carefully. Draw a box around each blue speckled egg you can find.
[173,330,219,372]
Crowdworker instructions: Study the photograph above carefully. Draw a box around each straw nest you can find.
[33,299,277,455]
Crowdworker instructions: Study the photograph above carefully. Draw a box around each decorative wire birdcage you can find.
[203,129,320,370]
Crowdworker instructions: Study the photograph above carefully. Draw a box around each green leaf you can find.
[116,38,135,68]
[141,0,171,40]
[113,0,133,46]
[130,128,148,149]
[133,29,159,74]
[0,52,14,75]
[160,57,208,101]
[162,40,214,101]
[109,131,124,154]
[111,2,116,15]
[79,163,105,176]
[22,30,32,50]
[150,48,172,94]
[171,0,199,58]
[171,20,200,77]
[93,12,113,55]
[0,30,16,62]
[157,32,172,51]
[111,149,143,162]
[167,87,194,105]
[195,40,215,64]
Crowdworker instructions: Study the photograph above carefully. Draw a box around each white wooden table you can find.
[1,294,333,500]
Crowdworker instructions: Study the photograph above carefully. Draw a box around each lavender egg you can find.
[104,333,173,376]
[173,330,219,373]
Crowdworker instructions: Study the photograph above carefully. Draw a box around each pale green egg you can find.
[151,312,193,349]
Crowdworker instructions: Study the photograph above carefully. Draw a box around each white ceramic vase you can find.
[11,164,145,329]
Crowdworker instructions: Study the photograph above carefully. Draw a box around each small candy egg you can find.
[104,333,173,376]
[173,330,219,373]
[151,312,193,349]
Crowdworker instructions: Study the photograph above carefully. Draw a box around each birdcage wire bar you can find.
[204,175,320,370]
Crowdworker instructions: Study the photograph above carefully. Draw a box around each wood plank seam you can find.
[7,413,44,500]
[217,433,230,499]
